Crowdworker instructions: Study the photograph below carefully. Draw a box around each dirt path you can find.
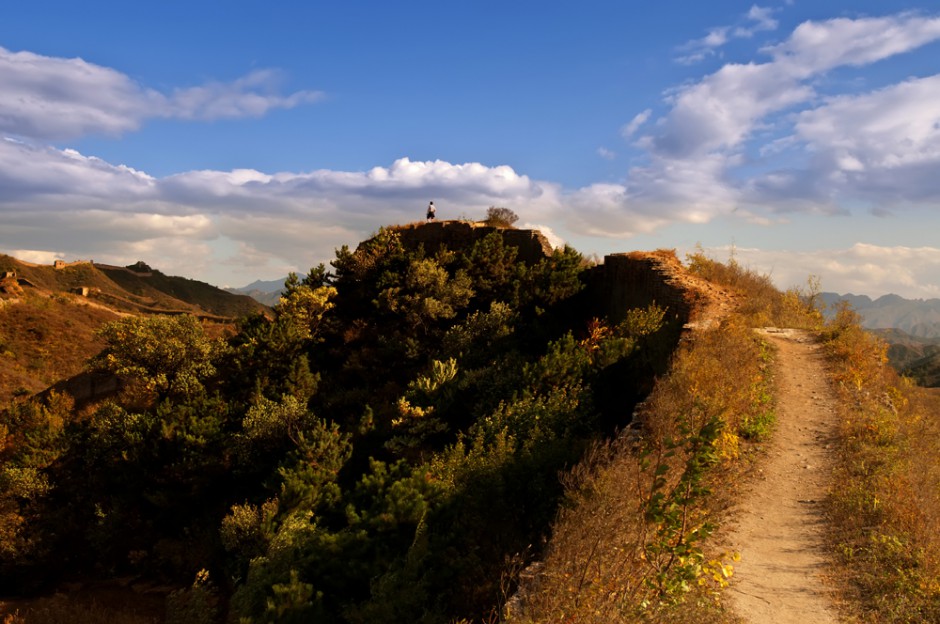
[725,328,841,623]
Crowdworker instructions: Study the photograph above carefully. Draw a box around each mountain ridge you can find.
[0,254,270,403]
[821,292,940,386]
[821,291,940,338]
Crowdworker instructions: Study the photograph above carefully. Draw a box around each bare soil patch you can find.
[724,328,841,623]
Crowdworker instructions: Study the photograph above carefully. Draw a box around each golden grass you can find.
[685,247,823,329]
[504,251,825,623]
[823,306,940,622]
[1,593,162,624]
[0,294,117,402]
[506,319,770,623]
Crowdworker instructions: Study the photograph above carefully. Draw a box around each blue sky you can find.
[3,1,940,297]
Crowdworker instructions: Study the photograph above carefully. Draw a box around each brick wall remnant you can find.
[384,221,554,265]
[53,259,92,270]
[583,250,700,327]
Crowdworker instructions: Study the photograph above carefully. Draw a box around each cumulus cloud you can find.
[631,11,940,229]
[720,243,940,299]
[791,75,940,200]
[0,46,322,140]
[650,62,812,158]
[0,139,571,284]
[0,138,155,207]
[764,13,940,75]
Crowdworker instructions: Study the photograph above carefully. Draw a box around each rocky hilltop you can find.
[379,222,735,331]
[382,220,555,265]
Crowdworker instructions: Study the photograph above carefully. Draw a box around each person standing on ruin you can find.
[426,201,436,222]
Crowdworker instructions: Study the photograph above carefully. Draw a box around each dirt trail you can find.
[725,328,841,623]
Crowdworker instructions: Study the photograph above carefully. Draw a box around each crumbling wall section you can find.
[585,251,701,326]
[53,259,92,270]
[390,221,554,265]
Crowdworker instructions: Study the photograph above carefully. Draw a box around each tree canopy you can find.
[0,228,679,623]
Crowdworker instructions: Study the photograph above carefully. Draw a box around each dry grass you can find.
[685,248,822,329]
[1,592,163,624]
[506,319,771,623]
[504,251,823,623]
[0,294,117,403]
[823,305,940,622]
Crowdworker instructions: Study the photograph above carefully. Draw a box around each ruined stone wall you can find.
[584,251,699,326]
[53,259,92,269]
[390,221,554,265]
[379,223,703,328]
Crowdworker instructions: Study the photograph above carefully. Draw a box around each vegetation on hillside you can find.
[4,241,938,623]
[0,256,269,406]
[505,248,822,623]
[0,255,266,320]
[0,229,680,623]
[823,304,940,622]
[0,294,118,403]
[507,319,771,623]
[683,249,940,622]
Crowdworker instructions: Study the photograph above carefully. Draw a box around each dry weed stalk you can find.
[824,310,940,622]
[508,319,769,623]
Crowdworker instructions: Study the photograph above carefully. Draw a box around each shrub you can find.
[484,206,520,228]
[685,246,822,329]
[508,319,771,623]
[824,307,940,622]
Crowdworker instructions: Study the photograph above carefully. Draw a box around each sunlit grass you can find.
[823,304,940,622]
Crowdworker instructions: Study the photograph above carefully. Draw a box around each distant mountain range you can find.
[227,277,285,307]
[821,292,940,387]
[820,292,940,338]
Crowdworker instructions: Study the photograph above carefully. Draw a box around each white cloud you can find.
[0,141,575,284]
[677,5,779,64]
[8,250,66,265]
[597,147,616,160]
[792,75,940,198]
[740,5,779,35]
[167,69,324,121]
[0,46,322,140]
[741,73,940,212]
[651,61,812,158]
[719,243,940,299]
[665,13,940,164]
[764,14,940,75]
[0,137,155,205]
[631,11,940,231]
[621,109,652,139]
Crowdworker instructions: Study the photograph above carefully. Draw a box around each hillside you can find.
[227,278,285,307]
[8,229,936,624]
[0,226,706,623]
[0,257,268,319]
[0,294,118,404]
[821,291,940,338]
[821,293,940,386]
[869,328,940,387]
[0,256,270,404]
